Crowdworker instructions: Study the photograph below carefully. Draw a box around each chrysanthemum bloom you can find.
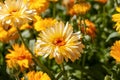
[112,7,120,33]
[78,19,96,40]
[94,0,108,4]
[24,0,49,14]
[110,40,120,62]
[21,71,51,80]
[69,1,91,16]
[5,43,33,71]
[34,15,57,31]
[35,21,84,64]
[0,0,36,29]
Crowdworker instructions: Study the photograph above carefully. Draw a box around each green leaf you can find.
[106,32,120,42]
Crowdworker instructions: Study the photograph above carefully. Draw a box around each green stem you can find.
[55,71,64,80]
[115,0,119,6]
[61,63,68,80]
[53,2,56,18]
[81,53,86,80]
[16,27,55,80]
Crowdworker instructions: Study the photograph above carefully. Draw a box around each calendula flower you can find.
[112,7,120,33]
[0,24,18,42]
[0,0,36,28]
[95,0,108,4]
[5,43,33,71]
[35,21,84,64]
[0,22,33,43]
[78,19,96,40]
[21,71,51,80]
[69,1,91,15]
[24,0,49,14]
[34,16,57,31]
[110,40,120,62]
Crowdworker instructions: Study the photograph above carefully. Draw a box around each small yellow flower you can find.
[95,0,108,4]
[35,21,84,64]
[24,0,49,14]
[0,24,18,42]
[110,40,120,62]
[34,15,57,31]
[69,1,91,15]
[0,0,36,28]
[5,43,33,71]
[112,7,120,33]
[21,71,51,80]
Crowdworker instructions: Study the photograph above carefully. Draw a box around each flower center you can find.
[53,38,65,46]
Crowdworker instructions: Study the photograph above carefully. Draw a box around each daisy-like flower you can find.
[35,21,84,64]
[0,0,36,28]
[69,1,91,16]
[34,15,57,31]
[24,0,49,14]
[112,7,120,33]
[5,43,33,71]
[110,40,120,62]
[78,19,96,40]
[21,71,51,80]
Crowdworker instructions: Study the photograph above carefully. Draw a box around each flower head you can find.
[34,15,57,31]
[112,7,120,33]
[110,40,120,62]
[0,23,18,42]
[24,0,49,14]
[35,21,84,64]
[69,1,91,15]
[0,0,36,28]
[21,71,51,80]
[78,19,96,40]
[5,43,33,71]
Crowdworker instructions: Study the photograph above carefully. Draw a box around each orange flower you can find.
[21,71,51,80]
[24,0,49,14]
[110,40,120,62]
[68,1,91,16]
[78,19,96,40]
[95,0,108,4]
[6,43,33,71]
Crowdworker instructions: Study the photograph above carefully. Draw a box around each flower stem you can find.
[16,27,55,80]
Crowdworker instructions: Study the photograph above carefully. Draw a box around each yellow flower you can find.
[69,1,91,15]
[112,7,120,33]
[0,24,18,42]
[34,16,57,31]
[24,0,49,14]
[110,40,120,62]
[5,43,33,71]
[35,21,84,64]
[94,0,108,4]
[0,0,36,28]
[21,71,51,80]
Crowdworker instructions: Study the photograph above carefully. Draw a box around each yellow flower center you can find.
[53,38,65,46]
